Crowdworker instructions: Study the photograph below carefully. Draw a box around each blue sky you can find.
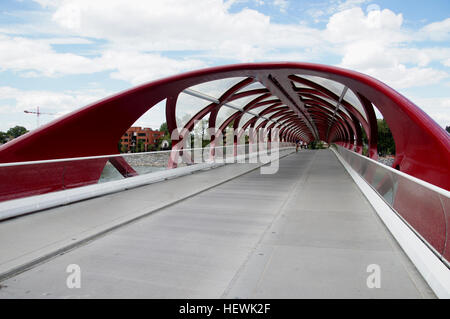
[0,0,449,131]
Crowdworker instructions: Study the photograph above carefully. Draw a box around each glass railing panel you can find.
[295,74,345,98]
[334,144,449,263]
[442,197,450,262]
[98,161,125,184]
[343,88,368,121]
[0,158,107,202]
[234,81,266,94]
[393,174,446,254]
[176,92,211,128]
[189,77,248,99]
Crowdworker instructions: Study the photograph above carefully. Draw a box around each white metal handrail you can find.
[0,143,295,168]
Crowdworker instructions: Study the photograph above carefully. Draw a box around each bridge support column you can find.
[109,157,138,178]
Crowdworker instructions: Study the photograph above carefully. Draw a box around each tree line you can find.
[0,126,28,144]
[360,119,395,156]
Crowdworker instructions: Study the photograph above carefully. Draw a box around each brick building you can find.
[119,127,164,152]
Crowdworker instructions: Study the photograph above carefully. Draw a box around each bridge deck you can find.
[0,150,434,298]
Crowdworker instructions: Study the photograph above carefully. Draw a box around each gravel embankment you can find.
[377,157,395,167]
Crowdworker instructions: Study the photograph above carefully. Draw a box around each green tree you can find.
[117,140,124,153]
[137,139,145,152]
[446,126,450,134]
[191,119,210,148]
[157,122,172,150]
[159,122,169,136]
[0,131,6,144]
[6,126,28,138]
[361,125,368,145]
[377,119,395,156]
[308,140,318,149]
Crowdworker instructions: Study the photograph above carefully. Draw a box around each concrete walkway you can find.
[0,150,434,298]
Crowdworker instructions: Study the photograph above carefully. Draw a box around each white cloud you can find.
[52,2,82,29]
[339,41,396,69]
[2,2,444,92]
[273,0,288,12]
[391,47,450,67]
[0,86,111,131]
[0,86,109,115]
[0,33,209,83]
[338,42,449,88]
[307,9,325,20]
[0,85,174,131]
[4,0,323,76]
[420,18,450,41]
[317,0,372,16]
[366,3,380,13]
[42,37,93,45]
[323,8,450,89]
[50,0,267,49]
[407,96,450,128]
[324,7,406,44]
[0,34,104,77]
[336,0,372,12]
[363,65,448,89]
[306,0,373,23]
[46,0,320,57]
[32,0,60,7]
[100,51,207,85]
[322,8,450,71]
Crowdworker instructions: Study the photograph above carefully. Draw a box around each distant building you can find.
[120,127,164,152]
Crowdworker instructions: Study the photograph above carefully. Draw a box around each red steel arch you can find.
[0,61,448,201]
